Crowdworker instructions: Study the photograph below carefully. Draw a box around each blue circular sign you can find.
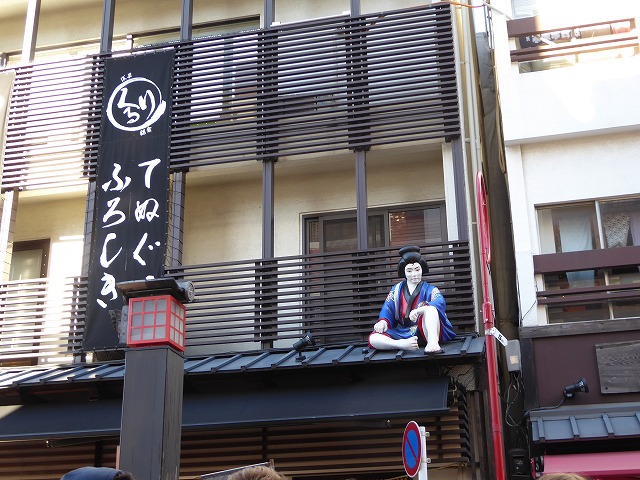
[402,421,422,477]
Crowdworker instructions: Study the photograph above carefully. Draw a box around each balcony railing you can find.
[168,242,474,356]
[1,3,459,191]
[0,277,85,366]
[534,246,640,322]
[0,242,474,364]
[507,16,639,71]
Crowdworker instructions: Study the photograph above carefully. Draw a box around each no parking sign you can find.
[402,421,429,479]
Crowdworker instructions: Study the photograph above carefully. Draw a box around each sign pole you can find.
[418,426,429,480]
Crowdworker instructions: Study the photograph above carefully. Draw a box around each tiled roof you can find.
[0,335,484,390]
[530,402,640,442]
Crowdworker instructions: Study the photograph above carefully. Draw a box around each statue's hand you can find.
[373,320,388,333]
[409,308,420,321]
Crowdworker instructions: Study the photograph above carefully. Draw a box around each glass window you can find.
[305,204,446,254]
[547,302,609,324]
[600,198,640,248]
[389,207,443,246]
[9,249,43,280]
[307,215,384,254]
[9,239,49,280]
[536,198,640,323]
[538,204,599,254]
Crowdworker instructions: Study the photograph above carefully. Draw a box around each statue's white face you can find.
[404,262,422,285]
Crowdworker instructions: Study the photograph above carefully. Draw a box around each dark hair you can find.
[113,473,135,480]
[397,245,429,277]
[60,467,134,480]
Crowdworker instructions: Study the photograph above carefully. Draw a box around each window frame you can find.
[534,196,640,323]
[9,238,50,280]
[303,202,447,255]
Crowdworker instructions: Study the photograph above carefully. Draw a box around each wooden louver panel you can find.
[170,4,459,168]
[1,57,102,191]
[1,4,459,190]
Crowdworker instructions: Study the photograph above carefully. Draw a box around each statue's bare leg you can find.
[422,306,442,353]
[369,333,419,351]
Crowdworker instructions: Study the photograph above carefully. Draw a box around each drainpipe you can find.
[476,172,506,480]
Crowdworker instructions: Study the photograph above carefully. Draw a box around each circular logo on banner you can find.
[106,77,167,132]
[402,421,422,478]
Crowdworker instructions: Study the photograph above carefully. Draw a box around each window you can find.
[9,239,50,280]
[302,204,446,344]
[514,19,637,73]
[600,198,640,248]
[538,199,640,253]
[131,17,260,48]
[3,17,259,66]
[537,198,640,322]
[305,204,446,254]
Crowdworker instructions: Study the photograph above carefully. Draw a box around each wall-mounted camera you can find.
[563,378,589,399]
[293,333,315,362]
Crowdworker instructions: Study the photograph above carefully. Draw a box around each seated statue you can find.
[369,245,455,353]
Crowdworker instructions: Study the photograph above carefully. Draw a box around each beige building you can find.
[0,1,514,479]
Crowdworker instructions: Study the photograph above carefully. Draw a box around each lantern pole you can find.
[116,278,194,480]
[119,346,184,480]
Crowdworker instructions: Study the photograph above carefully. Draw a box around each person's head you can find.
[228,466,287,480]
[539,474,591,480]
[397,245,429,279]
[404,262,423,285]
[60,467,134,480]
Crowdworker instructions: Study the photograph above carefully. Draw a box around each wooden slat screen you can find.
[0,439,116,480]
[1,57,102,190]
[166,242,474,356]
[0,243,472,363]
[1,3,459,190]
[0,395,469,480]
[0,277,85,366]
[170,4,459,167]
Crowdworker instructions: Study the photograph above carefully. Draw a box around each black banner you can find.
[85,51,174,349]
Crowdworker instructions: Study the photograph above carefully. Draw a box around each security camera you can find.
[563,378,589,399]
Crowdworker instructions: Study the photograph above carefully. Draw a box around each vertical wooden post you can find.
[119,346,184,480]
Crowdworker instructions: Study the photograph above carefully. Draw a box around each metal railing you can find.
[1,3,459,190]
[507,16,639,67]
[0,243,473,363]
[168,242,474,356]
[0,277,85,365]
[534,246,640,321]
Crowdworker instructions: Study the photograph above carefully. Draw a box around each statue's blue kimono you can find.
[376,280,455,342]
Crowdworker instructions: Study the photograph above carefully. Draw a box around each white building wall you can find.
[520,134,640,211]
[501,57,640,144]
[492,0,640,326]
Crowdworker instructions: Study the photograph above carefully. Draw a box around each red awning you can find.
[543,451,640,479]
